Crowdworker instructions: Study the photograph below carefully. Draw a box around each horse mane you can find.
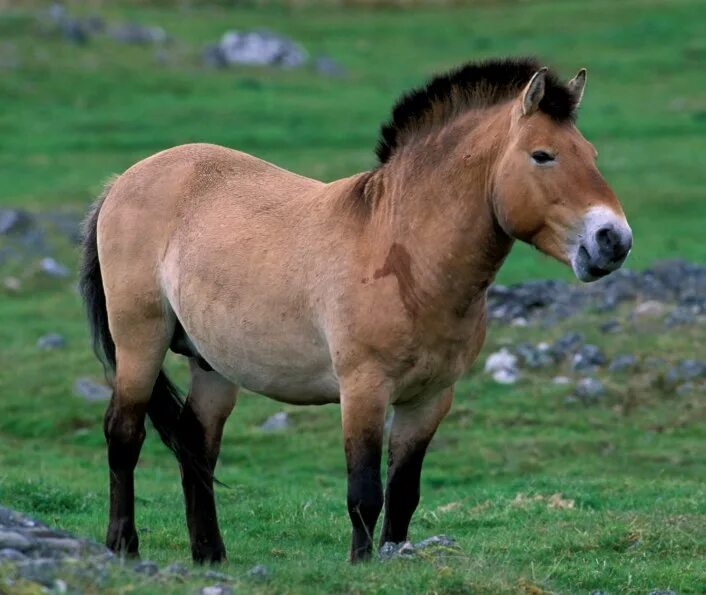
[375,57,577,164]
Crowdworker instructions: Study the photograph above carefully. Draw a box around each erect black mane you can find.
[375,57,577,164]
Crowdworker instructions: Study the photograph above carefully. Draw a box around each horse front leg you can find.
[379,387,453,545]
[340,375,389,563]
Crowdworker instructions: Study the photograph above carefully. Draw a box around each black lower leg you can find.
[380,442,429,545]
[178,404,225,564]
[104,401,146,556]
[346,437,383,563]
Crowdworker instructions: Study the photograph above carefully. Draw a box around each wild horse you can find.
[80,58,632,563]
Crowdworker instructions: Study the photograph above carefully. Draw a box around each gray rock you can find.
[571,344,606,371]
[108,23,167,45]
[74,378,112,402]
[204,570,235,582]
[599,319,621,334]
[550,332,584,360]
[0,209,32,235]
[484,348,520,383]
[17,558,59,587]
[378,540,415,560]
[0,530,32,551]
[647,591,676,595]
[314,55,346,77]
[608,354,638,372]
[515,342,554,368]
[199,586,233,595]
[133,560,159,576]
[260,411,289,432]
[666,360,706,385]
[35,537,81,555]
[574,378,606,403]
[633,300,667,319]
[202,44,228,68]
[675,382,696,396]
[211,30,307,69]
[165,561,189,576]
[414,535,455,549]
[664,306,696,327]
[0,548,27,562]
[247,564,270,581]
[37,333,66,350]
[40,257,70,278]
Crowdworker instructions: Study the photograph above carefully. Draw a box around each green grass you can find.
[0,0,705,593]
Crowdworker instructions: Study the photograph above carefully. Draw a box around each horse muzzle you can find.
[570,207,632,282]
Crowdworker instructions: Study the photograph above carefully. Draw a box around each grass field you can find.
[0,0,705,593]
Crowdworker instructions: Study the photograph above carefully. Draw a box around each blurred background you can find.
[0,1,704,593]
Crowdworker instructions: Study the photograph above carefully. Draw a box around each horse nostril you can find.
[595,225,629,262]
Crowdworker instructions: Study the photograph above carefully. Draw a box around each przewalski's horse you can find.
[80,58,632,564]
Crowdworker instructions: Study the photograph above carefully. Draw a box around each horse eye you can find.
[531,150,556,165]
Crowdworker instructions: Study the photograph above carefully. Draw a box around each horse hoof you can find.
[192,543,227,565]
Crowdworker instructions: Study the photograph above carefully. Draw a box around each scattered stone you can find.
[165,561,189,576]
[73,378,112,402]
[108,23,167,45]
[0,530,32,551]
[491,368,520,384]
[0,209,32,235]
[571,344,606,371]
[484,349,520,382]
[647,591,676,595]
[664,306,696,327]
[549,332,584,360]
[133,560,159,576]
[260,411,289,432]
[609,354,638,372]
[204,570,236,582]
[206,30,307,69]
[675,382,696,396]
[514,342,554,369]
[200,586,233,595]
[314,55,346,77]
[573,378,606,403]
[247,564,270,581]
[35,537,81,555]
[599,319,621,334]
[414,535,455,549]
[665,360,706,386]
[17,558,60,587]
[378,540,416,560]
[634,300,667,319]
[0,548,27,562]
[40,257,70,278]
[553,376,572,385]
[37,332,66,350]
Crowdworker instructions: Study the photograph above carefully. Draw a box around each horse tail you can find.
[79,178,186,458]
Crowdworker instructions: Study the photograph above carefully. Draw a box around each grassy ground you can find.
[0,0,705,593]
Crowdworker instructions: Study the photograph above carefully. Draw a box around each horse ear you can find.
[567,68,587,109]
[521,67,548,116]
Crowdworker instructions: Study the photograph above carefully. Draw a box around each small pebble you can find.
[260,411,289,432]
[247,564,270,581]
[133,560,159,576]
[200,586,233,595]
[40,257,70,278]
[37,332,66,350]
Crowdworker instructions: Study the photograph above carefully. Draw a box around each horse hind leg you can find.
[104,319,171,556]
[177,358,238,564]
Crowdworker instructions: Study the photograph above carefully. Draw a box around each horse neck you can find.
[368,108,514,317]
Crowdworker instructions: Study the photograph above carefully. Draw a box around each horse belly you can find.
[172,295,340,405]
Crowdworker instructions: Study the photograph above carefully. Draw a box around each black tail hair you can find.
[78,179,186,459]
